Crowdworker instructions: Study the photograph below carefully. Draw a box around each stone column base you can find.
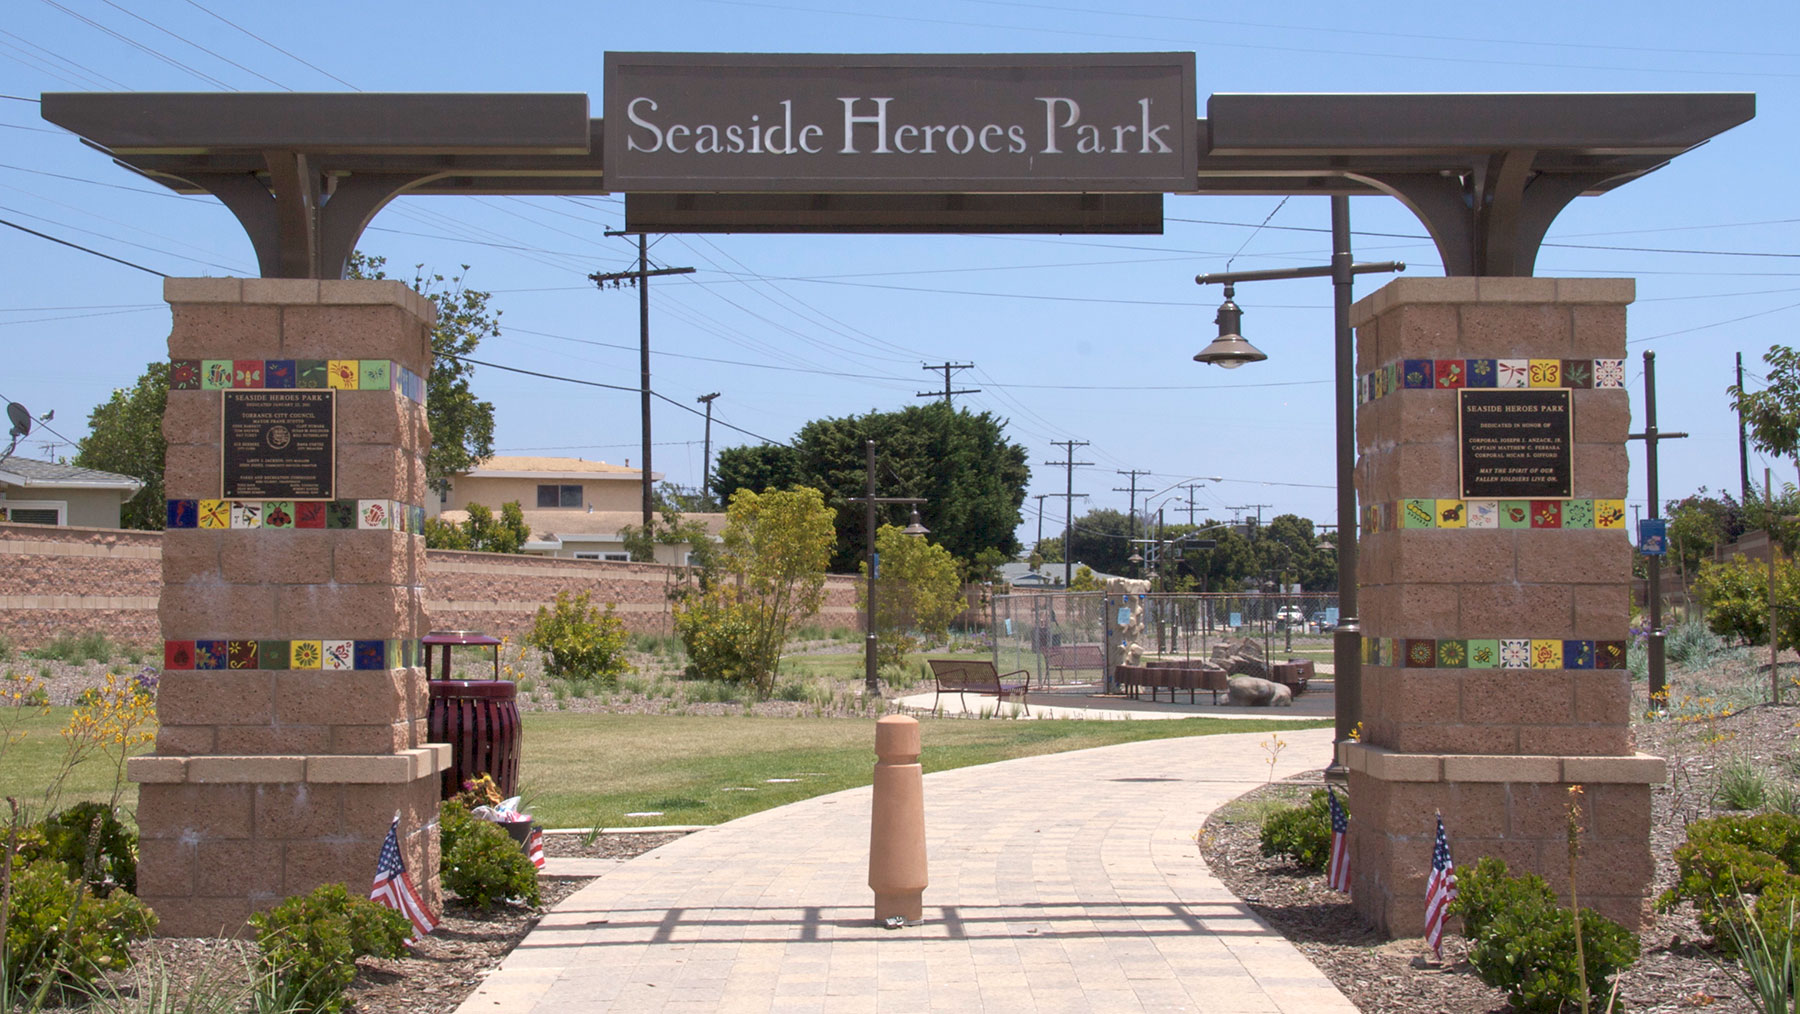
[1341,743,1664,936]
[129,746,449,936]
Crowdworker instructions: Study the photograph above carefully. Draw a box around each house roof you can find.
[438,507,727,542]
[0,457,143,494]
[461,455,658,480]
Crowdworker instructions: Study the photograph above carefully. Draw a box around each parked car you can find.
[1274,606,1305,629]
[1310,610,1335,632]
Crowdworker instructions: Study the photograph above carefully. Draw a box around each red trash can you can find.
[427,680,522,801]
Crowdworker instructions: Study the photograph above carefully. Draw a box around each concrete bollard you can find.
[868,714,927,924]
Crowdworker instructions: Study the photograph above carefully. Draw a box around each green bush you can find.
[441,820,540,911]
[1667,616,1727,665]
[439,799,476,858]
[1257,789,1338,873]
[526,590,632,684]
[27,632,116,664]
[1718,755,1774,811]
[1451,856,1640,1012]
[22,801,138,894]
[1660,812,1800,955]
[1695,555,1800,650]
[248,883,412,1014]
[2,859,156,993]
[674,588,776,687]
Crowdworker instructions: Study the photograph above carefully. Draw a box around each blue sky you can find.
[3,1,1796,549]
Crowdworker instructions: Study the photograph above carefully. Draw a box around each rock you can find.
[1228,675,1293,707]
[1226,655,1270,682]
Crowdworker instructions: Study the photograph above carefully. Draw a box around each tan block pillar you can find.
[1342,277,1664,937]
[131,278,449,936]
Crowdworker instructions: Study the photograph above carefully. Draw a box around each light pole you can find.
[696,392,720,506]
[848,439,928,696]
[1193,195,1403,779]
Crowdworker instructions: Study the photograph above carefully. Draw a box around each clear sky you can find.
[3,1,1795,551]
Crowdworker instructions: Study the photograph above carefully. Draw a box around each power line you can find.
[917,362,979,406]
[0,217,166,276]
[178,0,359,89]
[1045,440,1093,588]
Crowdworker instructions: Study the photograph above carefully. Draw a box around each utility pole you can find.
[696,392,720,507]
[1628,350,1688,711]
[1180,483,1211,526]
[1046,441,1092,588]
[847,440,926,695]
[1034,494,1048,549]
[592,232,695,527]
[916,362,979,406]
[1114,469,1151,567]
[1738,351,1752,504]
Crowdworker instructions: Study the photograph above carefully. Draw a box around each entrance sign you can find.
[1457,388,1573,499]
[603,53,1198,193]
[222,391,335,499]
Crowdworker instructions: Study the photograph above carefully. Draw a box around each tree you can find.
[620,506,718,576]
[1731,345,1800,464]
[424,501,531,553]
[1067,564,1103,592]
[73,361,166,530]
[1064,508,1135,575]
[348,253,497,495]
[1664,488,1746,577]
[859,525,965,669]
[710,444,804,503]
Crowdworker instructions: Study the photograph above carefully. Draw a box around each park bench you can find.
[927,658,1032,716]
[1043,642,1106,678]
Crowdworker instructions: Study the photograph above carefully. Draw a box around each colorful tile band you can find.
[1357,358,1625,405]
[1363,637,1626,670]
[169,359,425,403]
[1364,499,1627,534]
[164,639,419,671]
[167,500,426,535]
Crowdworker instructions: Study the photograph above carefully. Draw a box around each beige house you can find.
[437,455,724,563]
[0,457,143,528]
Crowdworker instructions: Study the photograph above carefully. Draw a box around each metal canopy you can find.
[40,89,1752,279]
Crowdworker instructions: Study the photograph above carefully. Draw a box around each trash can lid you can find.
[423,630,503,646]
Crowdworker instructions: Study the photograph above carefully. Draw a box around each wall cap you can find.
[1345,744,1665,785]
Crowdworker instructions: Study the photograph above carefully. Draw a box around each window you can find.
[602,552,630,562]
[536,483,582,508]
[573,552,602,560]
[0,501,65,525]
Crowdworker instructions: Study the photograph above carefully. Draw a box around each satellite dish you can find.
[6,403,29,440]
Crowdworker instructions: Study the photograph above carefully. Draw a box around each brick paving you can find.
[460,727,1351,1013]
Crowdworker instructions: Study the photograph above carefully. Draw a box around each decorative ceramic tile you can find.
[1594,359,1626,388]
[201,360,234,390]
[1596,640,1628,669]
[1468,500,1499,529]
[227,640,259,669]
[230,501,262,528]
[233,360,264,388]
[353,640,385,670]
[358,499,391,529]
[327,360,360,389]
[198,499,230,529]
[322,640,355,670]
[1383,363,1398,395]
[1403,499,1436,529]
[258,640,291,671]
[1402,359,1435,389]
[1433,360,1466,389]
[1498,500,1532,529]
[194,640,228,670]
[1466,639,1499,668]
[1530,500,1562,528]
[1561,359,1593,389]
[1436,640,1468,668]
[1530,639,1564,669]
[163,640,195,670]
[290,640,322,669]
[1563,499,1595,529]
[1435,499,1468,528]
[326,500,358,529]
[1465,358,1497,388]
[1529,359,1562,388]
[1563,640,1595,669]
[385,640,401,668]
[1594,499,1627,529]
[1497,359,1530,388]
[1499,638,1532,669]
[1405,639,1438,667]
[265,359,296,388]
[298,360,328,388]
[296,502,327,528]
[170,360,202,390]
[410,505,426,536]
[401,640,417,668]
[359,360,391,391]
[166,499,198,528]
[263,501,295,529]
[399,366,425,402]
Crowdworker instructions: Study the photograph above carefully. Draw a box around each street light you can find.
[849,439,927,696]
[1192,194,1404,779]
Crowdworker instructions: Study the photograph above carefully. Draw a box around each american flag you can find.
[1423,814,1457,958]
[526,827,546,869]
[1326,787,1351,893]
[370,817,435,944]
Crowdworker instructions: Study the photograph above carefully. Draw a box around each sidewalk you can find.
[460,726,1351,1013]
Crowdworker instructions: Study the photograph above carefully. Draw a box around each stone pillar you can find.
[1342,277,1664,937]
[129,278,449,936]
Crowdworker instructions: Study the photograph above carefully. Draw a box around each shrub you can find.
[27,632,116,664]
[1710,884,1799,1014]
[1257,789,1338,873]
[1718,755,1774,811]
[1695,555,1800,650]
[1451,856,1640,1012]
[439,799,477,857]
[22,801,137,894]
[441,820,540,911]
[248,883,412,1014]
[2,858,156,993]
[1660,812,1800,954]
[1667,616,1727,665]
[526,590,632,684]
[675,588,775,687]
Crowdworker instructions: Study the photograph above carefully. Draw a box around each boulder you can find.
[1228,675,1293,707]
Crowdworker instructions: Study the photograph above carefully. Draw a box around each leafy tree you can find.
[710,444,804,503]
[1256,514,1337,592]
[1064,508,1135,575]
[860,524,965,669]
[1067,564,1103,592]
[620,506,718,577]
[73,360,166,530]
[425,500,531,553]
[348,252,497,496]
[1664,487,1746,576]
[1731,345,1800,464]
[652,481,714,513]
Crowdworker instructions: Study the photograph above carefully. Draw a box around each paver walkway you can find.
[460,726,1352,1014]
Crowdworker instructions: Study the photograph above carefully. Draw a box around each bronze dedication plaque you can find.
[1458,388,1572,499]
[222,390,334,499]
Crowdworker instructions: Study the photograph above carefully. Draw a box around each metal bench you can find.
[927,658,1031,716]
[1043,642,1105,678]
